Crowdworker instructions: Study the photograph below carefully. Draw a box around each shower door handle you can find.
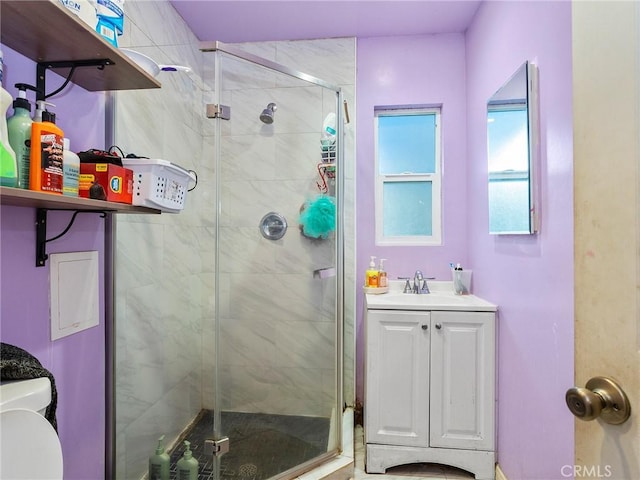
[313,267,336,279]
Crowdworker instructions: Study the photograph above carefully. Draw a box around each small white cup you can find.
[452,269,472,295]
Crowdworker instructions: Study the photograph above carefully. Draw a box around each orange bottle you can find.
[30,101,64,194]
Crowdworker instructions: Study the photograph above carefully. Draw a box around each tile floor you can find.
[353,426,474,480]
[165,411,474,480]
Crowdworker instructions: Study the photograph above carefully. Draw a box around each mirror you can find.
[487,61,539,234]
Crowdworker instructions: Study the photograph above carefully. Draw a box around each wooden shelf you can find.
[0,187,161,214]
[0,0,161,92]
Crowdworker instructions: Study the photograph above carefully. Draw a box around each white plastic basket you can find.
[121,158,197,213]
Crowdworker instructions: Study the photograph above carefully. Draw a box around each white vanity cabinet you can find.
[364,288,497,480]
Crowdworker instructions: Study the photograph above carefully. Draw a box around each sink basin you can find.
[365,281,496,312]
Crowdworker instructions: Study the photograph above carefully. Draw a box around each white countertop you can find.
[365,280,497,312]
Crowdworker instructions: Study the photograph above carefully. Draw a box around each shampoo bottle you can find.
[321,112,337,162]
[321,112,337,148]
[30,102,64,194]
[365,256,379,288]
[62,138,80,196]
[378,259,388,288]
[148,435,170,480]
[7,84,35,189]
[176,441,198,480]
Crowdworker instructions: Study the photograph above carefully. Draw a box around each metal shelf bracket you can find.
[36,59,115,101]
[36,208,107,267]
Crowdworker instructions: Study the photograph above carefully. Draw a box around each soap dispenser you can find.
[176,440,198,480]
[378,259,388,288]
[33,99,48,123]
[148,435,170,480]
[365,255,379,288]
[7,83,37,189]
[30,101,64,194]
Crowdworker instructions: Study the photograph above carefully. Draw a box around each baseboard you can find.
[496,464,508,480]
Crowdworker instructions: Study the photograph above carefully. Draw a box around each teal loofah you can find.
[299,195,336,239]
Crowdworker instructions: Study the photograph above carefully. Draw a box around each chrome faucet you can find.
[413,270,430,294]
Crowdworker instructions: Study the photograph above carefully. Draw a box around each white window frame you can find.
[374,106,442,246]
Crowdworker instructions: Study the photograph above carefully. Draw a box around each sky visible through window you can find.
[378,114,436,174]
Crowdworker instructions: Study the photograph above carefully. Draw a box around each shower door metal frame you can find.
[202,40,346,475]
[104,92,116,480]
[104,42,346,479]
[200,41,343,92]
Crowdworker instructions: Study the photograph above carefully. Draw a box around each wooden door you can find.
[572,2,640,478]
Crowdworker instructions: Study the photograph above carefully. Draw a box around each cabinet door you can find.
[365,309,430,447]
[430,311,495,451]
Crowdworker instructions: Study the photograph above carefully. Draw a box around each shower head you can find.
[260,103,277,124]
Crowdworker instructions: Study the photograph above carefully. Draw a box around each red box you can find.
[79,163,133,204]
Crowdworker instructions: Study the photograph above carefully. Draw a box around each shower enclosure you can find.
[109,41,344,480]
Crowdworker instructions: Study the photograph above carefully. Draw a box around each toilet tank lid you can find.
[0,378,51,412]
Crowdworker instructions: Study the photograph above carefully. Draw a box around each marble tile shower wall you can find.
[110,1,355,478]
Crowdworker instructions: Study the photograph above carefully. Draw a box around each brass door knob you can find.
[565,376,631,425]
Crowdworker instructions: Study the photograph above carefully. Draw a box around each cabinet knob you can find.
[435,323,442,330]
[565,376,630,425]
[421,324,428,330]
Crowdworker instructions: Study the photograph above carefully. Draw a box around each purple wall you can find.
[466,1,574,478]
[355,33,468,404]
[1,45,107,479]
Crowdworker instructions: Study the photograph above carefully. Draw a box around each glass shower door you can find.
[207,45,343,479]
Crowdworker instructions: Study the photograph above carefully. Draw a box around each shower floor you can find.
[168,410,330,480]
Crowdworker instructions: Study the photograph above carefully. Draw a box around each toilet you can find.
[0,377,63,479]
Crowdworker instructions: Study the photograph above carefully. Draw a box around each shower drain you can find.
[238,463,258,478]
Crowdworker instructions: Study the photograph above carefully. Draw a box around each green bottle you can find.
[176,440,198,480]
[148,435,170,480]
[0,85,17,187]
[7,84,35,189]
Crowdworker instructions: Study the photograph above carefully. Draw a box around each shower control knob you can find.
[565,376,631,425]
[259,212,287,240]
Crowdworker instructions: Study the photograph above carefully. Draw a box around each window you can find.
[374,106,442,245]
